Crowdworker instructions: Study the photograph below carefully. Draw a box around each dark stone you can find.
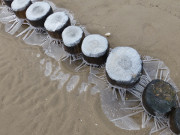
[142,79,177,116]
[169,108,180,134]
[27,7,53,28]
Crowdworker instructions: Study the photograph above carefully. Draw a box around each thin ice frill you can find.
[99,56,179,134]
[0,5,24,35]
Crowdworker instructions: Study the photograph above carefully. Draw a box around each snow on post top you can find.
[44,12,69,32]
[11,0,31,11]
[106,47,142,82]
[81,34,108,57]
[26,2,51,21]
[62,26,83,47]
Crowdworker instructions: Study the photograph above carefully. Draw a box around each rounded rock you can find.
[142,79,177,116]
[169,107,180,134]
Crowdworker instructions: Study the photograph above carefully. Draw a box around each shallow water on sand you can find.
[1,0,180,135]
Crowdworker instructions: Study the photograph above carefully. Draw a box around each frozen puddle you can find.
[100,88,141,130]
[58,72,70,89]
[88,73,107,95]
[40,57,107,94]
[40,58,45,65]
[66,75,80,92]
[44,61,52,76]
[50,66,61,80]
[42,60,71,90]
[42,39,67,61]
[79,82,89,94]
[41,59,89,92]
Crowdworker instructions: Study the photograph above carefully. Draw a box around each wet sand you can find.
[1,0,180,134]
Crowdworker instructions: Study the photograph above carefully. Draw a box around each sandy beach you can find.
[1,0,180,134]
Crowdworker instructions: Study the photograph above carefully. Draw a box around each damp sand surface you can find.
[1,0,180,134]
